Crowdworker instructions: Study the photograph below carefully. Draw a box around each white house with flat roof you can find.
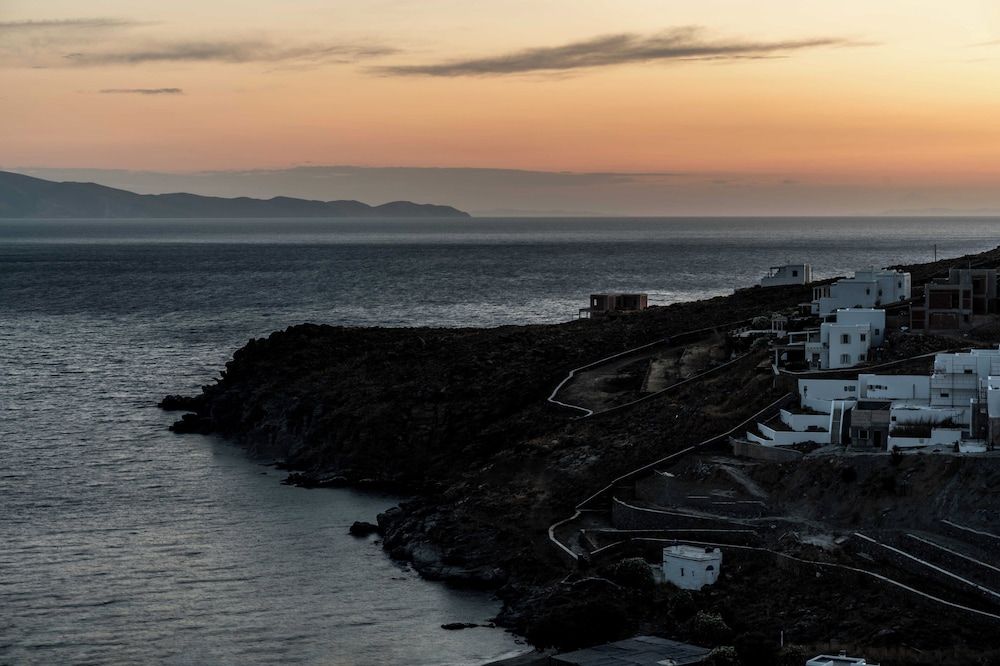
[804,309,886,369]
[761,264,812,287]
[662,544,722,590]
[745,355,999,451]
[811,269,910,316]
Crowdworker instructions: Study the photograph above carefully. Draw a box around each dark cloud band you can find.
[98,88,183,95]
[0,18,141,31]
[65,40,398,65]
[375,27,867,76]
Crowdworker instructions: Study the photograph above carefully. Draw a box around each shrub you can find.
[688,610,734,645]
[604,557,655,590]
[706,645,739,666]
[734,631,779,666]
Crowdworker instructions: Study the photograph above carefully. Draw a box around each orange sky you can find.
[4,0,1000,190]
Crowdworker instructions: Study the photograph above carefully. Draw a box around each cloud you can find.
[99,88,183,95]
[0,17,394,69]
[375,27,867,77]
[0,18,141,31]
[63,40,398,66]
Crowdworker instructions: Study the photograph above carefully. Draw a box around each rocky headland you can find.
[163,245,1000,662]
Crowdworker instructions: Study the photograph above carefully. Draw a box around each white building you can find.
[662,544,722,590]
[811,269,911,316]
[806,653,879,666]
[931,348,1000,414]
[747,366,987,451]
[761,264,812,288]
[804,309,886,369]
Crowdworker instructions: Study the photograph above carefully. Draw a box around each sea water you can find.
[2,217,998,664]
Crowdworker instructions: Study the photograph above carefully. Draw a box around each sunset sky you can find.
[4,0,1000,214]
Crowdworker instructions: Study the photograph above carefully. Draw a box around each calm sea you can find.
[1,217,998,665]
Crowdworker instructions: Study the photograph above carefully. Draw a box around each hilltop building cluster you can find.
[741,263,1000,454]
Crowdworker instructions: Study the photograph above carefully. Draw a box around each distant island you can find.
[0,170,470,219]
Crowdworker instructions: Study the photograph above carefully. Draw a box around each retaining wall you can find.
[610,497,748,531]
[731,438,804,462]
[634,471,675,505]
[780,409,831,431]
[941,520,1000,552]
[903,534,1000,591]
[852,533,1000,610]
[758,423,831,446]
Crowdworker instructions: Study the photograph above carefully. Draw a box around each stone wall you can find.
[851,533,1000,610]
[903,534,1000,591]
[731,438,804,462]
[611,497,747,531]
[940,520,1000,552]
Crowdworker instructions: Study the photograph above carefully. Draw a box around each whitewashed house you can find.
[746,369,985,450]
[761,264,812,287]
[662,544,722,590]
[750,349,1000,451]
[811,269,910,316]
[804,309,886,369]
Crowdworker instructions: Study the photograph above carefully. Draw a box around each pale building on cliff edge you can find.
[777,308,886,370]
[810,269,910,316]
[661,544,722,590]
[760,263,812,287]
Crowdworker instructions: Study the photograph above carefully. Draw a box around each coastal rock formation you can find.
[163,245,1000,656]
[348,521,379,537]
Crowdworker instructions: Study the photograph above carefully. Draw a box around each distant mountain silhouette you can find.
[0,170,470,218]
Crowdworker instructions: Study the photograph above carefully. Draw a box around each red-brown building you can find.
[579,293,649,318]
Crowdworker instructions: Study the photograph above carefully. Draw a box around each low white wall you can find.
[889,428,964,450]
[799,378,860,401]
[889,436,933,449]
[800,395,833,414]
[890,406,967,426]
[758,424,831,446]
[779,409,830,432]
[931,429,963,445]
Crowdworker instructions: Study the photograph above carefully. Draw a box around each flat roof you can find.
[552,636,711,666]
[663,545,721,561]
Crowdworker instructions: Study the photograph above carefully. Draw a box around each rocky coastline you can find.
[163,245,1000,660]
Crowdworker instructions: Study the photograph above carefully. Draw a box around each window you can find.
[846,386,856,392]
[874,328,880,336]
[680,568,685,577]
[841,333,851,344]
[858,354,866,362]
[941,392,950,397]
[858,429,869,439]
[792,270,798,277]
[840,353,851,364]
[860,333,867,342]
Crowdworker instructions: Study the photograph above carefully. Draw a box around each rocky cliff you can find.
[163,244,1000,656]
